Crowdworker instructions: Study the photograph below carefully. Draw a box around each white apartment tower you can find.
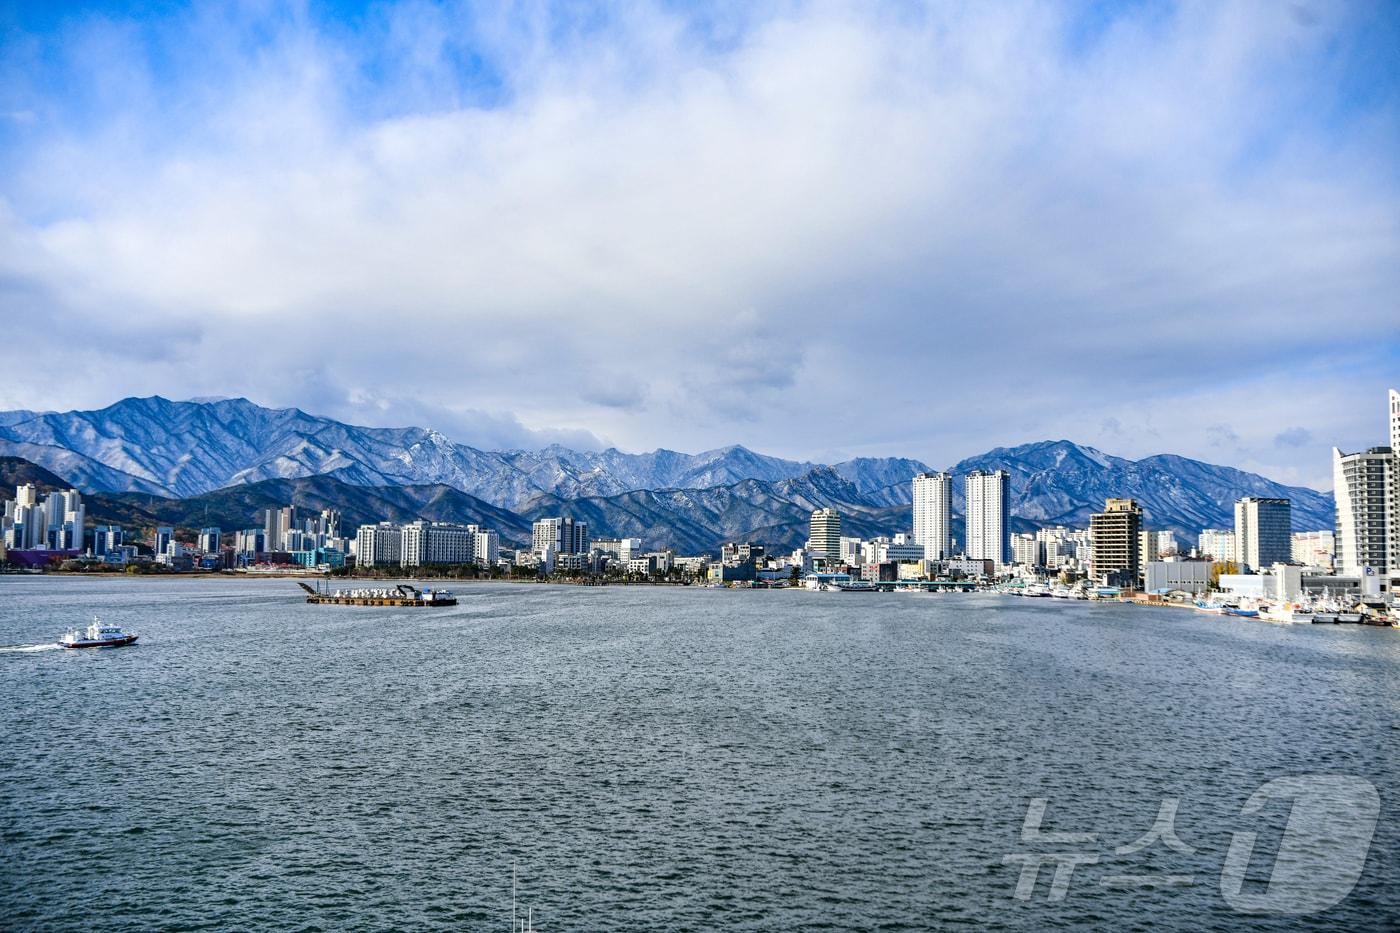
[911,472,952,561]
[473,529,500,568]
[808,508,842,561]
[1332,446,1393,576]
[964,470,1010,565]
[355,522,403,568]
[1331,389,1400,583]
[401,521,476,568]
[533,517,588,556]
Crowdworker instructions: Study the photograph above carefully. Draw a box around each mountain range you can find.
[0,397,1335,552]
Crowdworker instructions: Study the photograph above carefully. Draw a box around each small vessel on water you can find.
[58,617,138,649]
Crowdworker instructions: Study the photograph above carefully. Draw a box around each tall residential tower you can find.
[1332,389,1400,589]
[911,472,952,561]
[964,470,1010,565]
[809,508,842,562]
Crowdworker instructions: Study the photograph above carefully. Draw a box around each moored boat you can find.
[58,617,138,649]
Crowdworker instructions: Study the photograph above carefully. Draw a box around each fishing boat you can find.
[1222,606,1260,618]
[57,617,138,649]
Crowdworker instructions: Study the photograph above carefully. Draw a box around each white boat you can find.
[58,617,138,649]
[834,580,878,592]
[1257,603,1295,624]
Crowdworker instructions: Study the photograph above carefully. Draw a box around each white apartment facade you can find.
[911,472,952,561]
[964,470,1010,565]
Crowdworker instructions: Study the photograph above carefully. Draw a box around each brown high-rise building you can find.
[1090,498,1142,586]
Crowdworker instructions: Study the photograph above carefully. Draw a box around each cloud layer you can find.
[1,0,1397,485]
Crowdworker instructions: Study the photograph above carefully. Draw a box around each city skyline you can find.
[1,2,1396,490]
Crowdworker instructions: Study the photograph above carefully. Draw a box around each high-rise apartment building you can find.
[1234,497,1291,571]
[1196,529,1237,563]
[1331,390,1400,589]
[1011,532,1039,567]
[911,472,952,561]
[1,484,85,551]
[473,529,500,568]
[1090,498,1142,585]
[808,508,842,561]
[355,522,403,568]
[964,470,1010,565]
[1139,529,1160,566]
[1290,530,1335,569]
[401,521,476,568]
[1333,446,1393,576]
[533,517,588,556]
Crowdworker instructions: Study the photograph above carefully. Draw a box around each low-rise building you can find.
[1144,558,1212,594]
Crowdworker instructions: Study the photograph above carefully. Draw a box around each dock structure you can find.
[297,582,458,606]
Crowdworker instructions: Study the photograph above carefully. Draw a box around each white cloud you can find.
[0,0,1395,487]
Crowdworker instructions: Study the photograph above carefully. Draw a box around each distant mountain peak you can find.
[0,398,1334,548]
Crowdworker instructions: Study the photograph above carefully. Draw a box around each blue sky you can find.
[1,0,1397,488]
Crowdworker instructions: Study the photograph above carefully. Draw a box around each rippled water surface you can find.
[2,577,1397,931]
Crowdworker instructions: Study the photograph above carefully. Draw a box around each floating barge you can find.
[297,582,457,607]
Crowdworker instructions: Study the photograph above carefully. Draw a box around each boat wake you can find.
[0,643,62,653]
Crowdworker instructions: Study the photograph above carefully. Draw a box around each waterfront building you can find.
[355,522,403,568]
[1034,526,1076,570]
[1234,497,1291,572]
[1139,530,1160,566]
[198,528,221,553]
[1290,530,1335,570]
[474,529,500,568]
[45,489,85,550]
[590,537,622,556]
[964,470,1010,565]
[91,524,123,557]
[1155,530,1179,556]
[911,472,953,561]
[401,521,476,567]
[808,508,842,562]
[154,526,174,558]
[1145,558,1212,595]
[1196,529,1237,563]
[721,542,764,567]
[839,536,865,566]
[1333,445,1395,578]
[533,517,588,556]
[263,506,293,553]
[1011,532,1039,567]
[863,536,925,564]
[234,528,265,557]
[1329,389,1400,594]
[589,537,641,560]
[1,484,85,551]
[1089,499,1142,586]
